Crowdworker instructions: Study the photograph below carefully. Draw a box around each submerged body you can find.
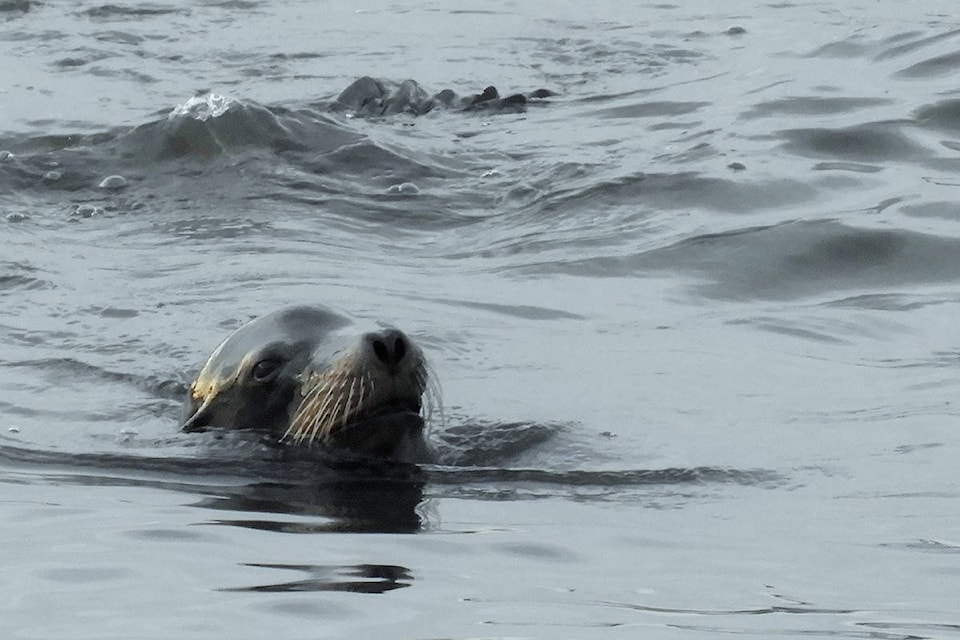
[181,306,434,460]
[331,76,555,117]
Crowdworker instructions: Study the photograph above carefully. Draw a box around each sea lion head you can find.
[181,305,434,458]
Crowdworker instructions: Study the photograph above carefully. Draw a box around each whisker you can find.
[319,376,350,443]
[357,375,366,417]
[309,377,342,440]
[343,378,357,429]
[298,381,328,437]
[283,345,435,448]
[292,382,323,444]
[284,375,323,443]
[425,362,444,428]
[324,397,345,443]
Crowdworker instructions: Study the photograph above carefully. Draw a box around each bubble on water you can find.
[98,174,128,190]
[170,93,238,121]
[71,204,100,219]
[5,212,29,222]
[8,426,20,434]
[42,170,61,182]
[387,182,420,195]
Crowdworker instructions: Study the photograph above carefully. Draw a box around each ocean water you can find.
[3,1,960,638]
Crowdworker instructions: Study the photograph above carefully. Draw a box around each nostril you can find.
[393,334,406,363]
[368,329,409,367]
[372,338,391,365]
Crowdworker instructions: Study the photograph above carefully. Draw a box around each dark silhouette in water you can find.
[331,76,556,117]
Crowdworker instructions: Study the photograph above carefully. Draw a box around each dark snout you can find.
[364,328,411,372]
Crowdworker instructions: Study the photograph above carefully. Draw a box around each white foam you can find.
[169,93,238,121]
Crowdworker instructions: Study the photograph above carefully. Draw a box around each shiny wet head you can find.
[181,306,436,457]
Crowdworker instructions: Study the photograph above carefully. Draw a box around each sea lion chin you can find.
[180,305,436,460]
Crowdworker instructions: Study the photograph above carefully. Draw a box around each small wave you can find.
[528,171,817,219]
[4,356,188,399]
[0,0,30,13]
[779,123,928,162]
[914,99,960,132]
[586,100,709,120]
[0,261,51,291]
[896,49,960,79]
[523,219,960,301]
[424,466,780,488]
[116,98,355,160]
[0,437,779,491]
[740,96,892,120]
[81,4,182,19]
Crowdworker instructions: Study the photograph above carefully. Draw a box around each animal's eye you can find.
[251,359,283,383]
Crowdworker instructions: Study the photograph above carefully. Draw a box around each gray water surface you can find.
[3,1,960,638]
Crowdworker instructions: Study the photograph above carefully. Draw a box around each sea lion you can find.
[180,305,435,460]
[331,76,556,117]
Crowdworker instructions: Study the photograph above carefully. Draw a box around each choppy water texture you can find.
[3,1,960,638]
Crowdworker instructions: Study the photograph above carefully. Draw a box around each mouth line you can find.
[341,398,423,429]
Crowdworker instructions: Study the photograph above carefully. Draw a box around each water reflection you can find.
[0,440,427,533]
[194,474,425,534]
[222,563,413,594]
